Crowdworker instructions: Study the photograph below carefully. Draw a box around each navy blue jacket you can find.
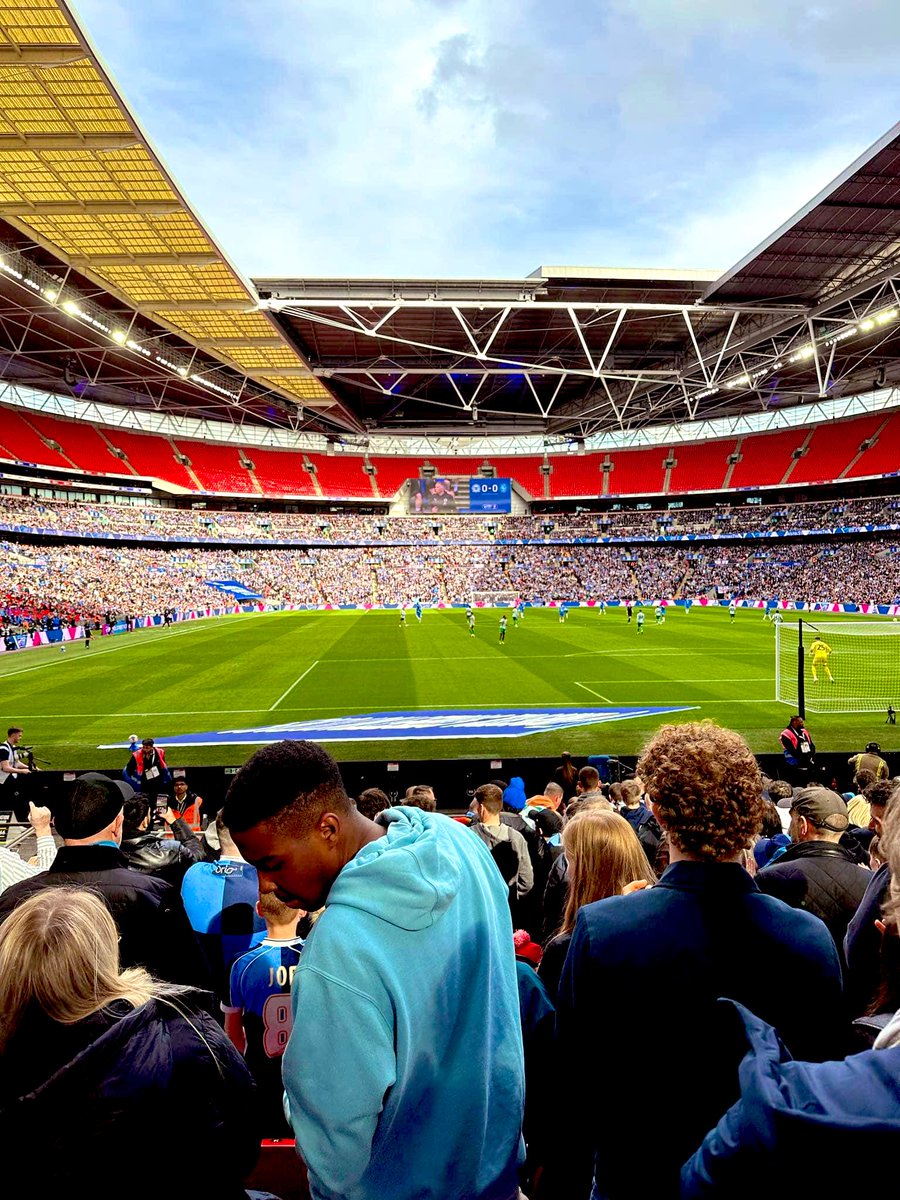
[843,862,892,1015]
[556,861,843,1200]
[681,1001,900,1199]
[0,993,259,1200]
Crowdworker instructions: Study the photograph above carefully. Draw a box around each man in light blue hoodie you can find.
[223,739,525,1200]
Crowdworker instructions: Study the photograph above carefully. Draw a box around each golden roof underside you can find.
[0,0,336,408]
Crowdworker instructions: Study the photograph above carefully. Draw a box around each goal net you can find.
[776,619,900,713]
[471,590,519,607]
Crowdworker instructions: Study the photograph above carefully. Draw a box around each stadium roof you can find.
[0,1,897,443]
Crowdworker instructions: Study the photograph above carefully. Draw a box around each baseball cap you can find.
[790,787,850,833]
[54,772,133,839]
[533,807,564,837]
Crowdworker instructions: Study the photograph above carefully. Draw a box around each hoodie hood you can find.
[326,805,461,932]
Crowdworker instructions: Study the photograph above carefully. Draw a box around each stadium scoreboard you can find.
[409,476,512,514]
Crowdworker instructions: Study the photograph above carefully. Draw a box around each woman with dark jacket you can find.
[538,807,655,1004]
[0,888,260,1200]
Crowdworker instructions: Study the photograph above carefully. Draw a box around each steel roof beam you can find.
[0,46,87,65]
[0,201,182,216]
[0,133,140,150]
[69,253,220,267]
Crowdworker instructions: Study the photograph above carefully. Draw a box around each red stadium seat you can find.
[307,453,374,498]
[249,447,316,495]
[176,440,255,492]
[369,456,424,498]
[0,406,71,468]
[605,446,667,495]
[790,414,884,485]
[490,456,546,498]
[101,428,195,487]
[729,429,804,489]
[548,454,603,497]
[667,441,735,493]
[845,411,900,480]
[244,1139,310,1200]
[23,411,121,475]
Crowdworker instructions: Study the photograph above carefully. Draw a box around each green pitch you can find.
[0,606,892,769]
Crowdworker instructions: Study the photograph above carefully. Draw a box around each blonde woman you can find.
[538,807,655,1003]
[0,889,259,1200]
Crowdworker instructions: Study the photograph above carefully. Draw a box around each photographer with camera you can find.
[0,727,31,789]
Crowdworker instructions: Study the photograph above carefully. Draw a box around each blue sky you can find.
[74,0,900,279]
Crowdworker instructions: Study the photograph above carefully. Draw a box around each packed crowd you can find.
[5,534,900,628]
[0,725,897,1200]
[2,493,899,545]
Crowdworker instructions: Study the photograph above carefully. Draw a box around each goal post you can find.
[776,618,900,714]
[470,590,519,607]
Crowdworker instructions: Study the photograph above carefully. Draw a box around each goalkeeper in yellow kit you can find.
[809,635,834,683]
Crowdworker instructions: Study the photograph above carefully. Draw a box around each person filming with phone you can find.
[121,793,204,887]
[123,737,171,805]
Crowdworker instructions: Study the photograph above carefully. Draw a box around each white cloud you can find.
[67,0,900,277]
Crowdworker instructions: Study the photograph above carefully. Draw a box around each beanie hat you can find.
[503,776,527,812]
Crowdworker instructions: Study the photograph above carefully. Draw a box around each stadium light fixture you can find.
[110,328,127,344]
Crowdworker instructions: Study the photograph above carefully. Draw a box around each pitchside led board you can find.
[408,476,512,515]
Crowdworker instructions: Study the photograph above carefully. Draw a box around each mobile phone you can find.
[156,794,169,814]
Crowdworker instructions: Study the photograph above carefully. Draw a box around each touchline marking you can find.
[269,660,320,711]
[575,681,614,703]
[0,613,260,684]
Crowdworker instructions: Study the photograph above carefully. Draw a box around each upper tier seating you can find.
[103,429,196,488]
[667,440,735,493]
[247,447,316,495]
[307,453,374,498]
[0,407,71,468]
[548,454,603,498]
[3,403,899,498]
[605,447,667,495]
[728,429,805,489]
[176,440,255,493]
[790,413,885,485]
[845,411,900,480]
[24,411,121,475]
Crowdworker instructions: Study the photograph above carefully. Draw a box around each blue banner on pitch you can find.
[102,706,694,748]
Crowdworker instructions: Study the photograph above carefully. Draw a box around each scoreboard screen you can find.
[409,476,512,515]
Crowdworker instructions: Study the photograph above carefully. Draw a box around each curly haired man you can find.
[554,721,844,1200]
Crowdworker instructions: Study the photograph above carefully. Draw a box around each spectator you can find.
[618,777,662,863]
[575,764,606,805]
[753,800,791,869]
[844,779,900,1015]
[223,739,525,1200]
[224,891,305,1138]
[554,750,578,801]
[849,742,889,785]
[846,768,874,828]
[0,802,55,895]
[556,721,844,1200]
[527,781,564,814]
[171,774,204,831]
[356,786,391,821]
[681,795,900,1198]
[532,805,564,851]
[757,787,871,966]
[0,888,258,1200]
[120,792,204,887]
[539,808,654,1005]
[123,737,172,803]
[404,784,436,811]
[180,811,266,1007]
[780,714,816,785]
[470,782,534,904]
[0,773,207,988]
